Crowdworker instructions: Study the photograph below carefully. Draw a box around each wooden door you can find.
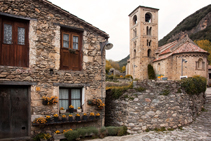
[0,17,29,67]
[60,30,82,71]
[0,86,29,139]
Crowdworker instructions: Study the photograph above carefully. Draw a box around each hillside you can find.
[117,54,129,68]
[159,4,211,46]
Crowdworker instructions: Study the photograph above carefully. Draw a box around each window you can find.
[133,28,137,37]
[147,40,152,46]
[146,26,152,35]
[0,16,29,67]
[196,58,205,70]
[60,29,82,70]
[59,88,82,111]
[134,49,136,58]
[145,12,152,23]
[133,15,137,25]
[209,73,211,79]
[147,49,151,57]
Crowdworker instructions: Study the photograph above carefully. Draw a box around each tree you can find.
[106,60,112,74]
[194,40,211,65]
[148,64,156,79]
[122,66,126,72]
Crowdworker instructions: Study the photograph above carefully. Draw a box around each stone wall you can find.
[105,80,206,134]
[0,0,108,137]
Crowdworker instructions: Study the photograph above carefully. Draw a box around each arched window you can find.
[133,15,137,25]
[147,49,151,57]
[196,58,205,70]
[145,12,152,23]
[146,26,152,35]
[147,40,152,46]
[134,49,136,57]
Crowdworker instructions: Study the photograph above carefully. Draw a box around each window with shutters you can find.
[60,29,82,71]
[59,88,82,112]
[0,16,29,67]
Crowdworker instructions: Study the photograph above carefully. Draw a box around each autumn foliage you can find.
[194,40,211,64]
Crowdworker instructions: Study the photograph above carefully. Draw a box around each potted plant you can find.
[54,130,60,134]
[42,96,58,105]
[89,112,94,120]
[60,107,66,114]
[69,105,74,113]
[33,117,47,124]
[77,107,82,113]
[96,99,105,110]
[96,113,100,119]
[69,114,73,122]
[45,115,51,123]
[54,114,59,122]
[62,115,66,122]
[75,114,80,121]
[82,113,87,121]
[39,133,52,141]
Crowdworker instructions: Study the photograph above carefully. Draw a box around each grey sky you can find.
[48,0,210,61]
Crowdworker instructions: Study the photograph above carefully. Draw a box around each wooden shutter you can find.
[0,17,2,65]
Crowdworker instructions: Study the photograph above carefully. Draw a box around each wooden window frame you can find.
[59,88,82,112]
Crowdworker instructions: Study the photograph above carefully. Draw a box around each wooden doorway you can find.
[0,86,29,139]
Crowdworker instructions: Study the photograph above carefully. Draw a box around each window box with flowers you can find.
[42,96,58,105]
[46,115,51,123]
[60,107,66,114]
[54,114,59,122]
[75,114,80,121]
[88,98,105,110]
[69,105,74,113]
[33,117,47,124]
[69,114,73,122]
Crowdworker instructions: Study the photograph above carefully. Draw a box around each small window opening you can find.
[134,49,136,57]
[147,40,152,46]
[133,28,137,37]
[146,26,152,35]
[145,13,152,23]
[147,49,151,57]
[133,15,137,25]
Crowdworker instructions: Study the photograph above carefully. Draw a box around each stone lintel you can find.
[53,23,84,32]
[0,81,37,86]
[53,83,90,88]
[0,12,37,21]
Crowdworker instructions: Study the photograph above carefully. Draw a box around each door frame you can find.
[0,81,33,140]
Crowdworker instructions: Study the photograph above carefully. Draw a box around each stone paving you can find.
[88,88,211,141]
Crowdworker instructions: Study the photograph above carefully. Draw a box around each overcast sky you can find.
[49,0,210,61]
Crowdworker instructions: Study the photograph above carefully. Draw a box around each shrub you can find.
[117,126,127,136]
[106,75,114,80]
[160,89,170,96]
[106,126,120,136]
[77,128,87,138]
[135,86,146,92]
[125,74,133,79]
[181,75,206,95]
[148,64,156,79]
[64,130,79,141]
[106,82,133,99]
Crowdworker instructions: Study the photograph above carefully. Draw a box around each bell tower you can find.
[128,6,159,80]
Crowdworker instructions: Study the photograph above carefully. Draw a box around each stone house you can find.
[0,0,111,140]
[126,6,208,80]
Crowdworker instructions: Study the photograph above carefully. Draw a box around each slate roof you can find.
[154,36,208,62]
[40,0,109,38]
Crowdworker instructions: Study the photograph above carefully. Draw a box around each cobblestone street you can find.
[89,88,211,141]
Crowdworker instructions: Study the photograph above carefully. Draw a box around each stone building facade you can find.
[126,6,208,80]
[0,0,110,140]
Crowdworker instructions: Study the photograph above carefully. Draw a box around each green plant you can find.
[201,107,207,112]
[129,97,134,100]
[117,126,127,136]
[181,75,206,95]
[77,128,87,138]
[125,74,133,79]
[145,128,150,132]
[33,133,51,141]
[106,126,120,136]
[178,126,183,130]
[160,89,170,96]
[177,89,182,93]
[64,130,79,141]
[148,64,156,79]
[124,94,129,98]
[135,86,146,92]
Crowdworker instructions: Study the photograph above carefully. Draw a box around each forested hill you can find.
[117,54,129,68]
[158,4,211,47]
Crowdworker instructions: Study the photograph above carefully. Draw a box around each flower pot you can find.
[69,117,73,122]
[76,116,80,121]
[60,109,66,114]
[42,100,48,105]
[46,118,51,123]
[62,118,66,122]
[54,117,58,122]
[77,109,82,113]
[82,116,87,121]
[69,108,74,113]
[89,116,94,120]
[96,116,100,119]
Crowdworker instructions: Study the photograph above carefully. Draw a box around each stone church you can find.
[126,6,209,80]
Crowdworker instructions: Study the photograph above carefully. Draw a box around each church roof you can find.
[38,0,109,38]
[154,36,208,62]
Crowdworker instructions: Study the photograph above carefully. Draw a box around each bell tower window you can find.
[133,15,137,25]
[145,12,152,23]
